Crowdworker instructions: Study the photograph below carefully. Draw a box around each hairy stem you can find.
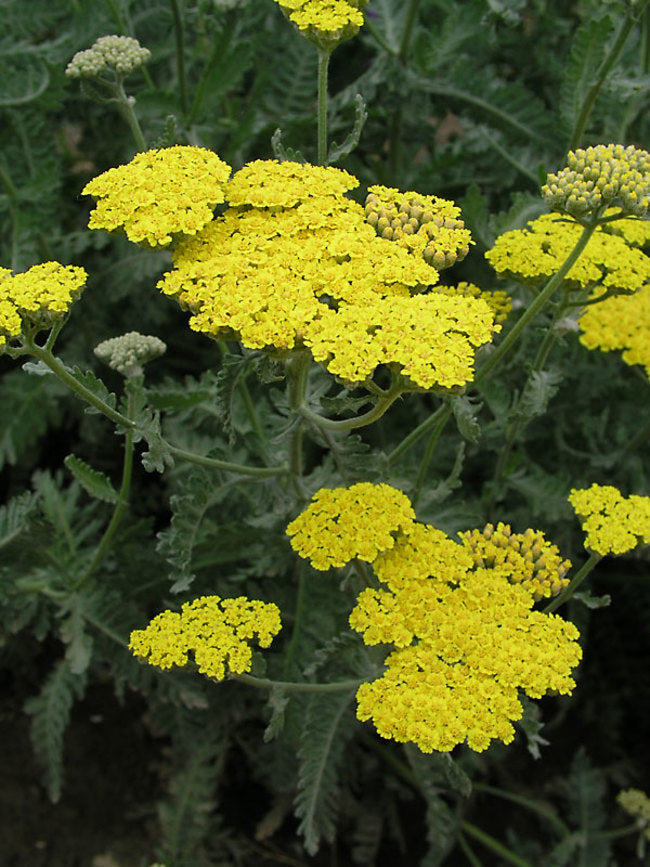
[542,551,603,614]
[233,673,362,693]
[387,399,452,465]
[317,47,332,165]
[170,0,190,118]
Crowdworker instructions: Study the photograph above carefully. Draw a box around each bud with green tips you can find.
[94,332,166,378]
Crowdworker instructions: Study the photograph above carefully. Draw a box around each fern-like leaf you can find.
[0,490,40,552]
[0,369,63,470]
[24,660,86,803]
[294,689,357,855]
[64,454,119,504]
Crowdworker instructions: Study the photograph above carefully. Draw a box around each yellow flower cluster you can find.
[364,185,472,269]
[129,595,282,681]
[286,483,416,570]
[83,146,232,247]
[154,157,496,389]
[617,789,650,840]
[287,484,582,753]
[569,484,650,556]
[486,213,650,295]
[578,283,650,376]
[0,262,87,348]
[272,0,366,46]
[542,144,650,220]
[459,522,571,601]
[433,281,512,325]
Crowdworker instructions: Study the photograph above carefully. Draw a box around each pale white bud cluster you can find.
[66,35,151,80]
[94,331,166,378]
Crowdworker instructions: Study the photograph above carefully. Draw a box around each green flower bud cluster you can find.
[66,35,151,80]
[542,143,650,221]
[365,186,471,270]
[94,331,166,378]
[617,789,650,841]
[460,522,571,601]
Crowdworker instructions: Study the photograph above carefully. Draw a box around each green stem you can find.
[413,398,452,505]
[399,0,422,61]
[170,0,190,119]
[115,80,148,151]
[364,19,397,55]
[642,4,650,73]
[240,375,270,461]
[286,352,311,499]
[301,384,403,433]
[388,399,452,465]
[542,551,603,614]
[317,47,332,165]
[457,834,483,867]
[26,342,286,479]
[475,223,597,386]
[282,563,307,679]
[461,822,532,867]
[570,5,645,149]
[166,444,287,478]
[232,672,362,693]
[27,343,137,429]
[76,383,137,589]
[473,783,569,836]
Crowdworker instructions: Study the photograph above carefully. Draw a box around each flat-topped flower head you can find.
[83,146,232,247]
[486,213,650,296]
[578,283,650,377]
[459,522,571,601]
[542,144,650,222]
[0,262,87,348]
[365,185,472,269]
[273,0,367,48]
[302,291,496,390]
[129,595,282,681]
[225,160,359,208]
[569,484,650,556]
[94,331,166,378]
[286,483,416,570]
[349,521,581,753]
[66,35,151,79]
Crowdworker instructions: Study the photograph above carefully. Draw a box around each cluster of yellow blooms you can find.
[617,789,650,841]
[578,283,650,376]
[542,144,650,220]
[286,482,416,569]
[364,185,472,269]
[82,146,232,246]
[287,483,581,753]
[569,484,650,556]
[434,281,512,325]
[271,0,367,46]
[81,150,500,391]
[459,522,571,601]
[129,595,282,681]
[0,262,87,349]
[485,212,650,296]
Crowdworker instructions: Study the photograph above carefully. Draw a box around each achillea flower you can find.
[66,35,151,79]
[273,0,367,47]
[129,595,282,681]
[617,789,650,840]
[569,484,650,556]
[486,213,650,296]
[286,483,416,570]
[542,144,650,221]
[350,533,581,753]
[0,262,87,348]
[365,185,472,269]
[225,160,359,207]
[302,291,496,389]
[83,146,232,247]
[459,522,571,601]
[94,331,166,378]
[578,283,650,376]
[432,281,512,325]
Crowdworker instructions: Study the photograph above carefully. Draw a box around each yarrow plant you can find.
[3,1,650,864]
